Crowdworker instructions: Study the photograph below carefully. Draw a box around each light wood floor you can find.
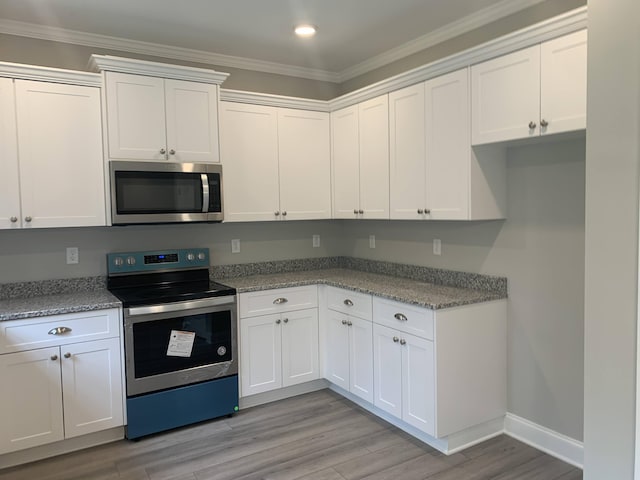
[0,389,582,480]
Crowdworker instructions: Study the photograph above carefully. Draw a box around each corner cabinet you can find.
[471,29,587,145]
[0,309,124,455]
[239,286,320,396]
[389,68,506,221]
[90,55,229,163]
[0,75,106,229]
[220,102,331,222]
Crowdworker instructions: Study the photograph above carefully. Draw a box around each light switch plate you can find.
[433,239,441,256]
[369,235,376,248]
[313,235,320,248]
[66,247,79,264]
[231,239,241,253]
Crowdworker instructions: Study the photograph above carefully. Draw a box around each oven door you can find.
[123,296,237,397]
[110,161,223,225]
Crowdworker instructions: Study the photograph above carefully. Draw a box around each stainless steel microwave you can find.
[110,161,223,225]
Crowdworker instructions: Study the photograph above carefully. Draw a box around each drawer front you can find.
[0,309,121,354]
[373,297,434,340]
[327,286,372,320]
[239,285,317,318]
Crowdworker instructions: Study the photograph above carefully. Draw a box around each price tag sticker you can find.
[167,330,195,357]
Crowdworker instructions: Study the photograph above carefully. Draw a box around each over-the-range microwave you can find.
[109,161,223,225]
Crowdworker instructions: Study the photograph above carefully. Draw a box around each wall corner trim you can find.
[504,412,584,469]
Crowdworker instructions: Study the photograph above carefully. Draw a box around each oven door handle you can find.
[127,296,235,316]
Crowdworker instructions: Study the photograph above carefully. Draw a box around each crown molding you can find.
[220,89,330,112]
[0,19,340,83]
[0,61,101,87]
[329,6,587,111]
[89,55,229,85]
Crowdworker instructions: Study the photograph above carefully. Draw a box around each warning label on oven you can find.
[167,330,195,357]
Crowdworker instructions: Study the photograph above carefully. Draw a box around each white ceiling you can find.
[0,0,547,82]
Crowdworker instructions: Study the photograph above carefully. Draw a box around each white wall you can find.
[583,0,640,477]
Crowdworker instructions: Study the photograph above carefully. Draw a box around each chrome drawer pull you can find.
[400,338,407,345]
[343,299,354,307]
[393,313,408,322]
[273,297,288,305]
[48,326,72,335]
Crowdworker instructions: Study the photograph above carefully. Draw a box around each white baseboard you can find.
[504,413,583,469]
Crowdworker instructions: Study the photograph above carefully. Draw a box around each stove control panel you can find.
[108,248,210,274]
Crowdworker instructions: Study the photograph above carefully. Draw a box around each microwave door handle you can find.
[201,174,210,213]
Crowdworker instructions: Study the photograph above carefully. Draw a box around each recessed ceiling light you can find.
[294,24,317,38]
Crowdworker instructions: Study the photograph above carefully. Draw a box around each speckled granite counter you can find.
[218,268,506,309]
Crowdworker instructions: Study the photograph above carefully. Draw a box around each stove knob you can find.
[186,253,195,261]
[197,252,206,261]
[126,256,136,266]
[113,257,124,267]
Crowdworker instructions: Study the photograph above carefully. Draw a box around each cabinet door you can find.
[165,79,219,163]
[324,310,350,390]
[358,95,389,219]
[331,105,360,219]
[219,102,281,222]
[0,78,21,229]
[349,316,373,403]
[425,68,470,220]
[278,109,331,220]
[61,338,124,439]
[540,29,587,135]
[15,80,106,228]
[401,333,435,436]
[240,314,282,396]
[471,45,541,145]
[105,72,167,160]
[0,347,64,454]
[373,324,402,418]
[281,309,319,387]
[389,83,426,220]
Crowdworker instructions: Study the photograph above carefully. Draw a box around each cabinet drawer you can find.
[0,309,120,354]
[373,297,434,340]
[239,286,317,318]
[326,286,372,320]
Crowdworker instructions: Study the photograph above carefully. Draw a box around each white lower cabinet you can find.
[239,287,319,397]
[0,310,124,455]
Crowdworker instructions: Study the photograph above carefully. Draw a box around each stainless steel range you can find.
[107,248,238,439]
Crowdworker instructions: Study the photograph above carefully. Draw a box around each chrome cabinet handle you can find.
[347,321,352,326]
[282,211,287,216]
[417,209,424,214]
[276,319,281,324]
[160,148,166,154]
[425,209,431,215]
[394,313,408,322]
[24,216,32,223]
[354,209,358,215]
[273,297,288,305]
[540,119,549,128]
[358,209,364,214]
[283,318,289,323]
[528,121,537,129]
[48,326,72,335]
[169,149,176,155]
[10,216,17,223]
[64,352,72,359]
[343,299,354,307]
[400,339,407,345]
[393,336,399,343]
[274,211,280,216]
[51,354,58,361]
[341,319,348,325]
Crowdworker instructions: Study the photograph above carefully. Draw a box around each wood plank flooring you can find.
[0,389,582,480]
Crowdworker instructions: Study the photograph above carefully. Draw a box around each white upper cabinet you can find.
[332,95,389,219]
[105,72,220,162]
[5,79,105,229]
[471,29,587,145]
[220,101,331,222]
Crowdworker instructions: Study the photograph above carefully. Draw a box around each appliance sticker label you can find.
[167,330,195,357]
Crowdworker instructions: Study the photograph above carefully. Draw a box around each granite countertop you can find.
[0,290,121,322]
[218,268,506,309]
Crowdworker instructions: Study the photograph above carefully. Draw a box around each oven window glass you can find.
[131,310,233,378]
[115,171,203,214]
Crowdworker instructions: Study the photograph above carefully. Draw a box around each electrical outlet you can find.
[312,234,320,248]
[231,239,241,254]
[369,235,376,249]
[66,247,79,264]
[433,239,442,256]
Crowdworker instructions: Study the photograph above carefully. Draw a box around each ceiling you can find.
[0,0,547,82]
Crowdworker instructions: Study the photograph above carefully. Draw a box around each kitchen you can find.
[0,0,637,478]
